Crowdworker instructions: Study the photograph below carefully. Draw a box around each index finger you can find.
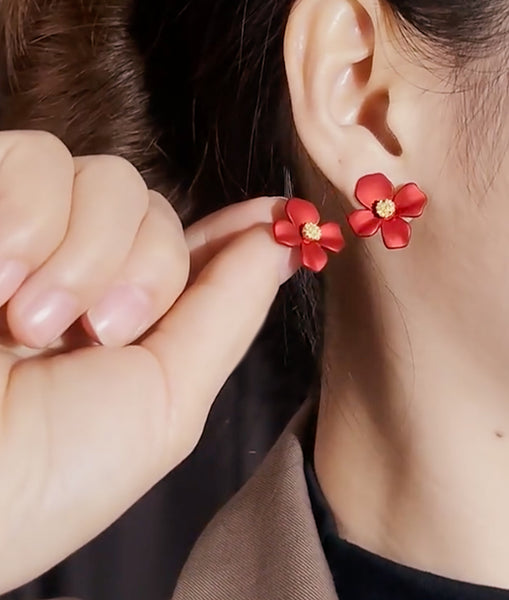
[143,220,299,456]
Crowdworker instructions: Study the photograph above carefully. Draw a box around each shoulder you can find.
[172,400,338,600]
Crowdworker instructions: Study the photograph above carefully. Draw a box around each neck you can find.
[314,243,509,589]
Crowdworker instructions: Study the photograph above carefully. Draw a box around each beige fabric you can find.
[172,402,338,600]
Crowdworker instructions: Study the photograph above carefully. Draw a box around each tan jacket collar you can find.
[172,401,338,600]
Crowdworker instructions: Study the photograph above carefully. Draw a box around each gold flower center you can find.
[374,199,396,220]
[301,222,322,242]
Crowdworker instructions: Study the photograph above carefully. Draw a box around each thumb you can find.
[142,199,301,458]
[185,196,295,281]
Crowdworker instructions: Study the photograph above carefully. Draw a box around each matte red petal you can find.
[286,198,320,227]
[355,173,394,209]
[393,183,427,218]
[381,218,411,249]
[273,220,301,247]
[319,222,345,252]
[347,209,382,237]
[302,242,328,273]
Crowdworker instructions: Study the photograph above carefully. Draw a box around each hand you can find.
[0,131,298,593]
[0,130,191,352]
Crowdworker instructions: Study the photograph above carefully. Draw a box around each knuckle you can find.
[148,236,190,298]
[18,130,73,168]
[96,154,146,187]
[148,191,190,285]
[149,190,183,230]
[164,405,204,465]
[158,227,190,290]
[172,239,191,290]
[87,154,149,212]
[94,153,139,177]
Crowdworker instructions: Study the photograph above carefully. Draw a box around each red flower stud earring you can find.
[273,198,345,272]
[347,173,427,249]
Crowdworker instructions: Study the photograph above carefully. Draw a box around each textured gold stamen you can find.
[374,199,396,219]
[301,222,322,242]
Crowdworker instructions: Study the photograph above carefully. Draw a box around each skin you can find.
[284,0,509,588]
[0,130,299,592]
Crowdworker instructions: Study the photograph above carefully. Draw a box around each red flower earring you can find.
[273,198,345,272]
[347,173,427,249]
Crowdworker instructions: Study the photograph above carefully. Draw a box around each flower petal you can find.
[347,209,382,237]
[381,218,411,249]
[286,198,320,227]
[273,220,301,247]
[302,242,328,273]
[320,222,345,252]
[393,183,427,218]
[355,173,394,209]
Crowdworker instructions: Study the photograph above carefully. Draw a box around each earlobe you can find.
[284,0,404,196]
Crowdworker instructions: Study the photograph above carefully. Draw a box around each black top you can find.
[304,440,509,599]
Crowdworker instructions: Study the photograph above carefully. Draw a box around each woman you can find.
[2,0,509,598]
[168,0,509,597]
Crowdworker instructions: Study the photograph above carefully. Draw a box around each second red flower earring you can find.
[273,198,345,272]
[347,173,427,249]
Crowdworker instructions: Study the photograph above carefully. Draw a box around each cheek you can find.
[408,92,456,190]
[409,137,509,371]
[416,93,509,280]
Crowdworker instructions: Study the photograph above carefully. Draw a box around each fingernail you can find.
[18,288,79,348]
[87,284,151,347]
[0,259,29,306]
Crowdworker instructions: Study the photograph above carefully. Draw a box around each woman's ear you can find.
[284,0,409,197]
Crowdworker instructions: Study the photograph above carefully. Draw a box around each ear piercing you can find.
[273,174,427,272]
